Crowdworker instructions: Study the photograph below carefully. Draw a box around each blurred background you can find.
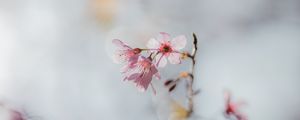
[0,0,300,120]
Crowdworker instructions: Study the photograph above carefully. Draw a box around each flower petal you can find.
[127,73,140,81]
[155,53,167,68]
[128,54,139,64]
[112,52,124,64]
[150,65,160,79]
[168,53,181,64]
[171,35,187,50]
[154,72,161,80]
[112,39,131,50]
[134,73,152,92]
[120,64,130,73]
[11,110,25,120]
[146,38,160,49]
[158,32,171,42]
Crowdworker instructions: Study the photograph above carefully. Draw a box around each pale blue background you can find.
[0,0,299,120]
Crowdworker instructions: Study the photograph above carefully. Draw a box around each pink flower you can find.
[0,102,26,120]
[122,56,160,91]
[224,92,247,120]
[10,110,26,120]
[147,32,187,67]
[112,39,141,64]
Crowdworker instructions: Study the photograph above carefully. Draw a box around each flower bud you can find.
[133,48,141,54]
[164,79,174,86]
[169,84,176,92]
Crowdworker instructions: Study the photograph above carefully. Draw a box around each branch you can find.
[187,33,198,116]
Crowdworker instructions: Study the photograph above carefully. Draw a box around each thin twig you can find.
[187,33,198,116]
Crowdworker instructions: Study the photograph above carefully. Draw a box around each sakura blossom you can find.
[10,110,26,120]
[146,32,187,67]
[224,92,247,120]
[122,56,160,92]
[112,32,187,92]
[112,39,141,64]
[113,33,248,120]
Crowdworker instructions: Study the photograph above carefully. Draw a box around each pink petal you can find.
[158,32,171,42]
[112,39,131,50]
[146,38,160,49]
[127,73,140,81]
[134,73,152,92]
[136,85,146,92]
[120,64,131,73]
[11,110,24,120]
[150,64,158,73]
[121,62,136,73]
[128,54,139,64]
[171,35,187,50]
[150,65,159,79]
[112,51,126,64]
[154,72,161,80]
[112,53,122,64]
[168,53,181,64]
[155,53,167,68]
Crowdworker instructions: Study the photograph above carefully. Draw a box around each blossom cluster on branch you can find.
[112,32,187,92]
[113,32,247,120]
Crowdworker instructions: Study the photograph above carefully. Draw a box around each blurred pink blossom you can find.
[0,102,27,120]
[224,92,247,120]
[10,110,26,120]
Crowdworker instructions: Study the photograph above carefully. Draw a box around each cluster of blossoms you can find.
[113,32,247,120]
[113,32,187,91]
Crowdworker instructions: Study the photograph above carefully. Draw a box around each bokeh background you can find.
[0,0,300,120]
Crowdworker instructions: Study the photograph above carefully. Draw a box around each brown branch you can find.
[164,33,199,118]
[187,33,198,117]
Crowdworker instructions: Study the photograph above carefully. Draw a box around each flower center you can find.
[139,60,151,68]
[226,104,235,114]
[159,43,172,53]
